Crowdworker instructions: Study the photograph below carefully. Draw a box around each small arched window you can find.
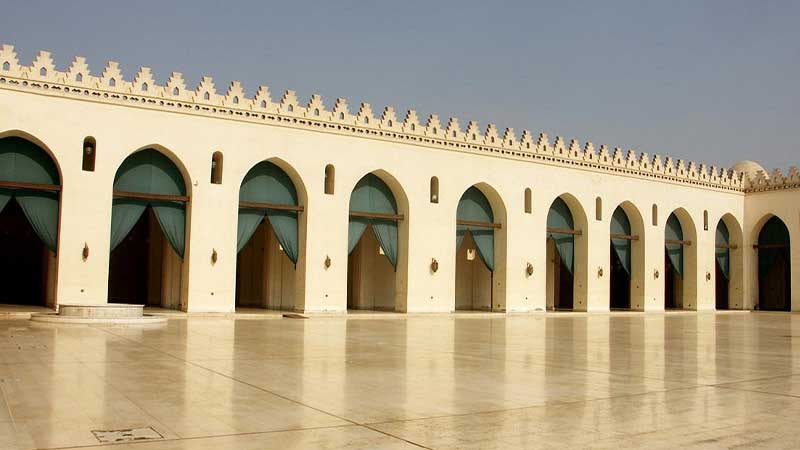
[211,151,223,184]
[432,127,438,135]
[364,116,369,124]
[141,83,148,92]
[339,112,345,120]
[39,67,47,77]
[82,136,96,172]
[1,61,9,71]
[314,108,320,116]
[324,164,335,195]
[595,197,602,221]
[524,188,532,214]
[703,210,709,231]
[172,87,179,96]
[109,78,116,87]
[652,204,658,226]
[76,73,83,82]
[260,100,267,108]
[233,96,239,104]
[388,120,393,127]
[287,104,294,113]
[411,124,416,131]
[204,92,210,101]
[430,177,439,204]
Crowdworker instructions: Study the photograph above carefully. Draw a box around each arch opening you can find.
[756,216,791,311]
[664,209,697,309]
[610,206,632,309]
[347,172,405,311]
[0,136,61,308]
[546,195,587,311]
[235,161,303,311]
[455,186,500,311]
[108,148,188,310]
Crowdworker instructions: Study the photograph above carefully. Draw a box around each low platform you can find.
[30,303,167,325]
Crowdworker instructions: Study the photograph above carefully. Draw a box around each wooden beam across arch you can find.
[457,219,501,229]
[113,190,189,203]
[0,180,61,192]
[239,201,304,212]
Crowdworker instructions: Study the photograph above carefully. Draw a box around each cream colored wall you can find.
[0,87,783,314]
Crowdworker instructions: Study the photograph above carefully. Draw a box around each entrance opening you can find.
[664,212,688,309]
[108,207,181,307]
[0,200,53,306]
[0,136,61,308]
[108,149,187,310]
[455,186,498,311]
[610,206,635,310]
[347,173,401,311]
[235,161,301,311]
[757,216,791,311]
[715,221,731,309]
[546,197,578,310]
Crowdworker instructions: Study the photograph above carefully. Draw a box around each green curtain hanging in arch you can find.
[348,173,399,268]
[0,137,61,253]
[610,207,632,275]
[758,216,790,279]
[715,221,730,280]
[111,149,187,257]
[547,197,575,274]
[456,186,495,272]
[665,213,684,275]
[236,161,300,264]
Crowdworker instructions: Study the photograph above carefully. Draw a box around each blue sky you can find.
[2,1,798,170]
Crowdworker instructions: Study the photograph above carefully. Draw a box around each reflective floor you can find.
[1,312,800,449]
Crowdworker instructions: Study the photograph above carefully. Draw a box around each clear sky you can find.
[2,1,798,171]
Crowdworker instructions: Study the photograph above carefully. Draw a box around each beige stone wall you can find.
[0,78,795,314]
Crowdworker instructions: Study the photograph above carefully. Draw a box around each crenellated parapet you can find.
[2,43,782,193]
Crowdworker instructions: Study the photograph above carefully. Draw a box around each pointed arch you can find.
[454,181,507,311]
[610,201,646,310]
[346,169,409,311]
[754,215,791,311]
[545,193,588,310]
[664,208,698,309]
[715,213,744,309]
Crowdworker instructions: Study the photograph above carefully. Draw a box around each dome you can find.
[731,160,768,179]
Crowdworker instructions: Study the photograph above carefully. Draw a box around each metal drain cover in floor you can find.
[92,427,163,443]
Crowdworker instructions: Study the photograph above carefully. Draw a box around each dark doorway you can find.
[757,217,791,311]
[664,252,679,309]
[108,208,163,305]
[0,200,47,305]
[715,262,729,310]
[552,241,574,310]
[610,242,630,309]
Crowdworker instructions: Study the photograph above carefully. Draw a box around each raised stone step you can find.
[30,303,167,325]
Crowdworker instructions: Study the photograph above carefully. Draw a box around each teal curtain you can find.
[236,209,264,252]
[110,199,148,251]
[715,221,730,280]
[610,206,632,274]
[665,213,684,275]
[547,197,575,273]
[758,216,790,279]
[349,174,399,268]
[112,149,187,258]
[114,149,186,196]
[237,162,300,264]
[152,201,186,258]
[0,188,10,213]
[0,137,61,253]
[16,191,60,253]
[0,137,60,185]
[348,218,369,254]
[266,210,299,264]
[456,187,495,271]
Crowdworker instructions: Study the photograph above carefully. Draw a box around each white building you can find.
[0,44,796,314]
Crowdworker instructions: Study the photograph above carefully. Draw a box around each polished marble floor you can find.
[1,311,800,449]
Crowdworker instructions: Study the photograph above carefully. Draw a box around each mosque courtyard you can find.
[0,311,799,449]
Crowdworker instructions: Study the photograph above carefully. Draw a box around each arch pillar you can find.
[584,217,609,312]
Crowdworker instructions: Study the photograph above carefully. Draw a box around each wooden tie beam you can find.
[665,239,692,246]
[0,180,61,192]
[113,191,189,202]
[457,219,501,229]
[610,233,639,241]
[239,201,304,212]
[349,211,404,221]
[547,227,582,236]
